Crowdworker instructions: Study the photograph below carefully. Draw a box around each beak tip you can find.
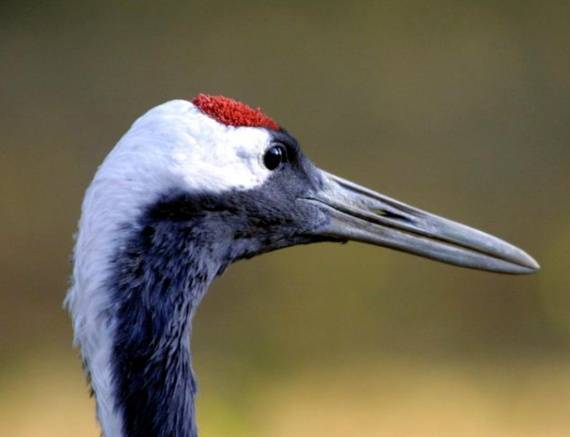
[526,256,541,273]
[514,251,540,274]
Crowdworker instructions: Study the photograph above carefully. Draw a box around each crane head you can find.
[84,94,538,274]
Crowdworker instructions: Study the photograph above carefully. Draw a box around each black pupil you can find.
[263,145,285,170]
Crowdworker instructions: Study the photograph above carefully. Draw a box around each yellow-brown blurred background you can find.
[1,1,569,436]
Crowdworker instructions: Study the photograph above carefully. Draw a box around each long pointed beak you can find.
[302,171,539,274]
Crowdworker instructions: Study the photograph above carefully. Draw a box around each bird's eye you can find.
[263,145,287,170]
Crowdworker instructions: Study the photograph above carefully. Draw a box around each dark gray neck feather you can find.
[108,210,228,437]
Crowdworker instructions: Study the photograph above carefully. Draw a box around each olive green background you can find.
[1,1,569,435]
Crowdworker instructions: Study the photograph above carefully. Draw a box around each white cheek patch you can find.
[114,100,274,195]
[175,123,273,193]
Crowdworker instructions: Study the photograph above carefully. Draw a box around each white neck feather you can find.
[66,99,272,436]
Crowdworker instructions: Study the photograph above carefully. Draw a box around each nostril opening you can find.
[372,208,412,223]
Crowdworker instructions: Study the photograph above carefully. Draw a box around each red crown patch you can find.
[192,94,279,131]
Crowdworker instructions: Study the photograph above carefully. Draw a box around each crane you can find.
[66,94,539,437]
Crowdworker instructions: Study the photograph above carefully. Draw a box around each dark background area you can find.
[1,1,569,435]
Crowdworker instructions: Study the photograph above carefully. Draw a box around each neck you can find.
[105,216,224,437]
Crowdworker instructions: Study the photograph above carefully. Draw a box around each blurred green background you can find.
[1,1,569,436]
